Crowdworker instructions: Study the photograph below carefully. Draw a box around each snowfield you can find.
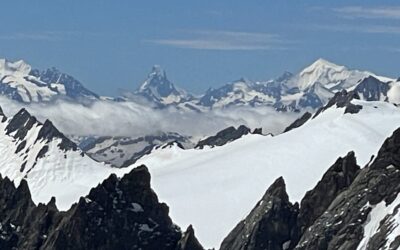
[133,100,400,248]
[0,111,114,208]
[0,100,400,249]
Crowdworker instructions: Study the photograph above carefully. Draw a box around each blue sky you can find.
[1,0,400,95]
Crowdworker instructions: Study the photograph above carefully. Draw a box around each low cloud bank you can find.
[0,97,300,139]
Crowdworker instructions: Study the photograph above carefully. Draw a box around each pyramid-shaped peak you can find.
[149,65,166,78]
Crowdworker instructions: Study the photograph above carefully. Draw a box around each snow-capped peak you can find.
[295,58,374,92]
[301,58,345,75]
[0,58,98,103]
[0,58,32,76]
[136,65,191,105]
[139,65,170,91]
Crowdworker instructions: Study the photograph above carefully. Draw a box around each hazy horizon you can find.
[1,1,399,96]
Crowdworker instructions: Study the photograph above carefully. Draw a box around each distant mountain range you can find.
[1,58,398,112]
[0,59,98,103]
[2,57,400,249]
[124,58,398,111]
[3,57,400,170]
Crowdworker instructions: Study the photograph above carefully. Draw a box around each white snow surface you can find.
[357,192,400,250]
[131,100,400,248]
[0,112,112,209]
[0,59,60,102]
[1,100,400,249]
[388,81,400,104]
[294,58,394,91]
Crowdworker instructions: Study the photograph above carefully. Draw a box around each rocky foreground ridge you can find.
[0,165,203,250]
[220,127,400,250]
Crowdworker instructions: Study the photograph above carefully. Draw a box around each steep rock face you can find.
[31,67,99,100]
[0,176,60,250]
[291,152,360,248]
[43,165,182,250]
[0,107,84,177]
[283,112,312,133]
[314,90,362,118]
[220,152,360,250]
[220,177,299,250]
[353,76,389,102]
[195,125,252,149]
[5,108,38,141]
[295,128,400,249]
[176,225,204,250]
[134,65,192,106]
[0,165,203,250]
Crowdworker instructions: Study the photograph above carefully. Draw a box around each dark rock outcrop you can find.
[354,76,389,102]
[0,165,203,250]
[252,128,263,135]
[220,152,360,250]
[284,112,312,132]
[295,128,400,249]
[5,108,38,141]
[4,108,78,152]
[290,152,360,248]
[220,177,299,250]
[176,225,204,250]
[314,90,362,118]
[195,125,253,149]
[36,120,77,151]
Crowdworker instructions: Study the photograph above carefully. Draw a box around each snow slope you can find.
[357,192,400,250]
[0,108,112,209]
[132,100,400,248]
[1,98,400,248]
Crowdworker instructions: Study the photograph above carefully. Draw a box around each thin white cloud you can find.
[0,97,298,139]
[0,31,101,41]
[145,30,290,50]
[334,6,400,19]
[312,24,400,35]
[0,32,62,41]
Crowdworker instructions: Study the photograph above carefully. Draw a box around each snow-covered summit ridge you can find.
[301,58,345,75]
[296,58,394,91]
[192,58,396,110]
[0,57,397,111]
[0,58,98,103]
[0,58,32,76]
[0,105,109,209]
